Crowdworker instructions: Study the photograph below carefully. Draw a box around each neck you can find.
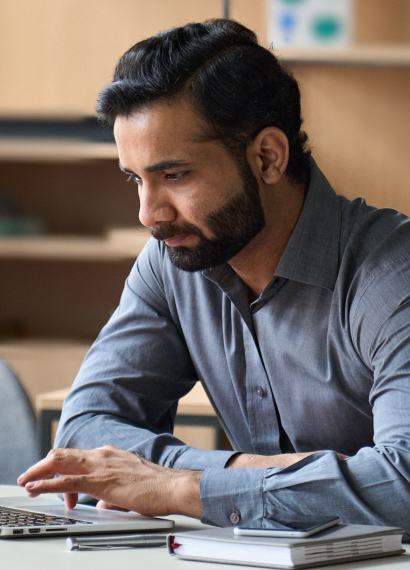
[228,176,307,300]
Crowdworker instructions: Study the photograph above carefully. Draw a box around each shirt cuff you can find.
[199,467,265,527]
[171,447,239,470]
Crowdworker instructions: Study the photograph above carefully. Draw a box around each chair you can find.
[0,358,38,484]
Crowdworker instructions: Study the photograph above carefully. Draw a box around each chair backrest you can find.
[0,358,38,484]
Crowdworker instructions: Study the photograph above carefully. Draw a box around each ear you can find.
[246,127,289,185]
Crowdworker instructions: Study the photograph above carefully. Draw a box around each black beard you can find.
[151,158,266,272]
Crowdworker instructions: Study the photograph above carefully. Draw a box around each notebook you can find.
[168,524,405,569]
[0,496,174,538]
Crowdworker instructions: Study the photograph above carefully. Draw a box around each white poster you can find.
[267,0,354,48]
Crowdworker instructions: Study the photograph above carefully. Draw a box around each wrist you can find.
[226,452,318,469]
[168,469,203,519]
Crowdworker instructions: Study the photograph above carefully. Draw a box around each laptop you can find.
[0,496,174,538]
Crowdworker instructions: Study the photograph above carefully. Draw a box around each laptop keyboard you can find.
[0,507,94,527]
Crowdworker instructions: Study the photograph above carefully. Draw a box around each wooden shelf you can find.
[0,230,150,261]
[277,44,410,67]
[0,138,118,161]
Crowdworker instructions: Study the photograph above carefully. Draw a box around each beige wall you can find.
[0,0,266,116]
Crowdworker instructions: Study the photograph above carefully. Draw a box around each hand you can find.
[17,446,203,519]
[226,451,349,469]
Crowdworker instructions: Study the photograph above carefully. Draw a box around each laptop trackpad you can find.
[25,505,152,523]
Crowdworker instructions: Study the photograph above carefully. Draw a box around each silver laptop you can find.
[0,496,174,538]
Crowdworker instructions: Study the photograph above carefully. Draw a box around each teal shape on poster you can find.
[312,16,342,40]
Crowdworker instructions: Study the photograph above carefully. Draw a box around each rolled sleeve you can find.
[200,467,265,527]
[199,449,410,537]
[198,454,328,529]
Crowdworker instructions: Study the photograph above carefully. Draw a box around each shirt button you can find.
[230,509,241,525]
[256,386,265,399]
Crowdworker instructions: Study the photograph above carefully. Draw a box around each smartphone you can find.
[234,517,340,538]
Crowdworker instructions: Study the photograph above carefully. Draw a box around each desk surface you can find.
[36,381,216,417]
[1,486,410,570]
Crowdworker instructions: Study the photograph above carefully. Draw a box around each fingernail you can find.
[17,475,24,484]
[25,482,36,490]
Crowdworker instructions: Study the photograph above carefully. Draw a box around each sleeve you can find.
[198,262,410,539]
[54,237,236,471]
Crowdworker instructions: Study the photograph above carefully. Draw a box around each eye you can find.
[127,175,141,185]
[165,172,187,181]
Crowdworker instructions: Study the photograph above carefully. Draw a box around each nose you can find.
[138,184,176,228]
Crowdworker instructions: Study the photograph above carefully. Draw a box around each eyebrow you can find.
[118,162,135,175]
[118,159,191,176]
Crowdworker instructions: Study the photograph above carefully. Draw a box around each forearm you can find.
[56,410,237,471]
[226,451,318,469]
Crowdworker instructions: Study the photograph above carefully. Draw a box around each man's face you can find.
[114,99,265,272]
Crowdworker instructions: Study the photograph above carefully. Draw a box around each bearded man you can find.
[19,19,410,538]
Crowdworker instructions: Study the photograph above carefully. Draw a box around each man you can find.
[18,19,410,535]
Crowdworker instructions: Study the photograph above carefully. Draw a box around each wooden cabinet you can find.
[288,58,410,215]
[0,0,257,116]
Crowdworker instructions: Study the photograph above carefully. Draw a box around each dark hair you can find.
[96,19,311,183]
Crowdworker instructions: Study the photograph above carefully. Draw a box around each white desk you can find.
[1,486,410,570]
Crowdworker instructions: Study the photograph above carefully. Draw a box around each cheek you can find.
[182,199,208,225]
[175,183,210,222]
[176,171,242,226]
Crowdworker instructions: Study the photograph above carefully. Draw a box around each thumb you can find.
[96,500,129,512]
[63,492,78,510]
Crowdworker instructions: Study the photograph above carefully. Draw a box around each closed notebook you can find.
[167,524,405,569]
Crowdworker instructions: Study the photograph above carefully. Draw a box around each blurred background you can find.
[0,0,410,475]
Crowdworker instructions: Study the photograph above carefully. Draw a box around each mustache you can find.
[150,222,204,242]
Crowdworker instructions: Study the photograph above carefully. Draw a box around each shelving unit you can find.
[0,231,149,261]
[0,138,144,397]
[0,139,118,162]
[278,45,410,67]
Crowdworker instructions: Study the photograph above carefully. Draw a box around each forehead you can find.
[114,99,209,167]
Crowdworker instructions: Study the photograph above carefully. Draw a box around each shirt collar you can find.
[202,158,341,293]
[274,158,341,291]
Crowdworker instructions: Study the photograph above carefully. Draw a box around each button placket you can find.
[242,320,281,455]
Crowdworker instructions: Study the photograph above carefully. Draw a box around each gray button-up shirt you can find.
[55,159,410,537]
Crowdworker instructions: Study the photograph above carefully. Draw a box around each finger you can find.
[18,472,54,487]
[25,474,91,497]
[96,500,129,512]
[23,476,55,497]
[18,448,91,486]
[17,456,58,486]
[64,493,78,510]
